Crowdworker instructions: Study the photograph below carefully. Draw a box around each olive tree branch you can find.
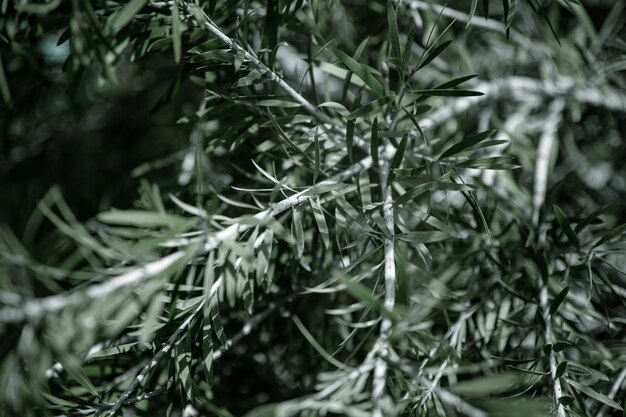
[0,251,188,324]
[108,288,212,415]
[178,0,336,127]
[539,283,567,417]
[388,351,488,417]
[0,156,371,325]
[371,134,398,417]
[532,99,565,225]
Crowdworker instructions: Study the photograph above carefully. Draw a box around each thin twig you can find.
[596,367,626,417]
[0,155,370,324]
[532,99,565,225]
[418,311,474,409]
[403,0,539,53]
[371,135,397,417]
[388,351,488,417]
[539,284,567,417]
[178,0,336,127]
[0,251,187,323]
[56,294,291,416]
[108,289,213,415]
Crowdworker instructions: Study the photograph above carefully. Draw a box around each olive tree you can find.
[1,1,626,416]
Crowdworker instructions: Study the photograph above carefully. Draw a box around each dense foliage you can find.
[1,0,626,416]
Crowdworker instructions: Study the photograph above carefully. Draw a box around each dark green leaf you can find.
[554,205,580,248]
[310,198,330,249]
[292,207,305,258]
[457,156,520,170]
[347,96,393,120]
[567,378,624,411]
[435,74,478,90]
[387,2,402,62]
[417,40,452,70]
[388,133,409,186]
[553,341,572,352]
[333,49,385,97]
[440,129,497,159]
[0,54,12,108]
[449,372,523,397]
[97,210,190,229]
[592,224,626,248]
[396,181,478,206]
[111,0,146,32]
[172,1,182,63]
[335,274,399,321]
[550,287,570,315]
[396,231,451,244]
[371,117,380,166]
[346,120,355,162]
[414,89,484,97]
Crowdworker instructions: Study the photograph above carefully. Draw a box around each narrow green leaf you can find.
[417,40,452,70]
[292,207,305,258]
[346,120,355,162]
[111,0,146,32]
[402,25,416,69]
[347,96,393,120]
[235,70,264,87]
[15,0,61,14]
[440,129,497,159]
[566,378,624,411]
[256,99,301,108]
[414,89,484,97]
[334,194,370,231]
[457,156,520,170]
[396,181,477,206]
[56,356,99,397]
[333,49,385,97]
[256,230,274,289]
[449,372,522,397]
[554,205,580,248]
[553,341,572,352]
[503,0,510,31]
[97,210,189,229]
[387,2,402,61]
[335,273,399,322]
[140,293,165,344]
[354,37,370,61]
[176,332,193,400]
[301,183,347,197]
[388,133,409,186]
[310,198,331,249]
[292,315,351,371]
[171,0,182,63]
[314,128,320,184]
[435,73,478,90]
[202,320,214,376]
[550,287,570,315]
[592,224,626,248]
[468,0,479,27]
[317,101,350,116]
[210,295,227,346]
[396,231,451,244]
[0,54,12,108]
[371,117,380,166]
[266,111,313,162]
[555,361,567,378]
